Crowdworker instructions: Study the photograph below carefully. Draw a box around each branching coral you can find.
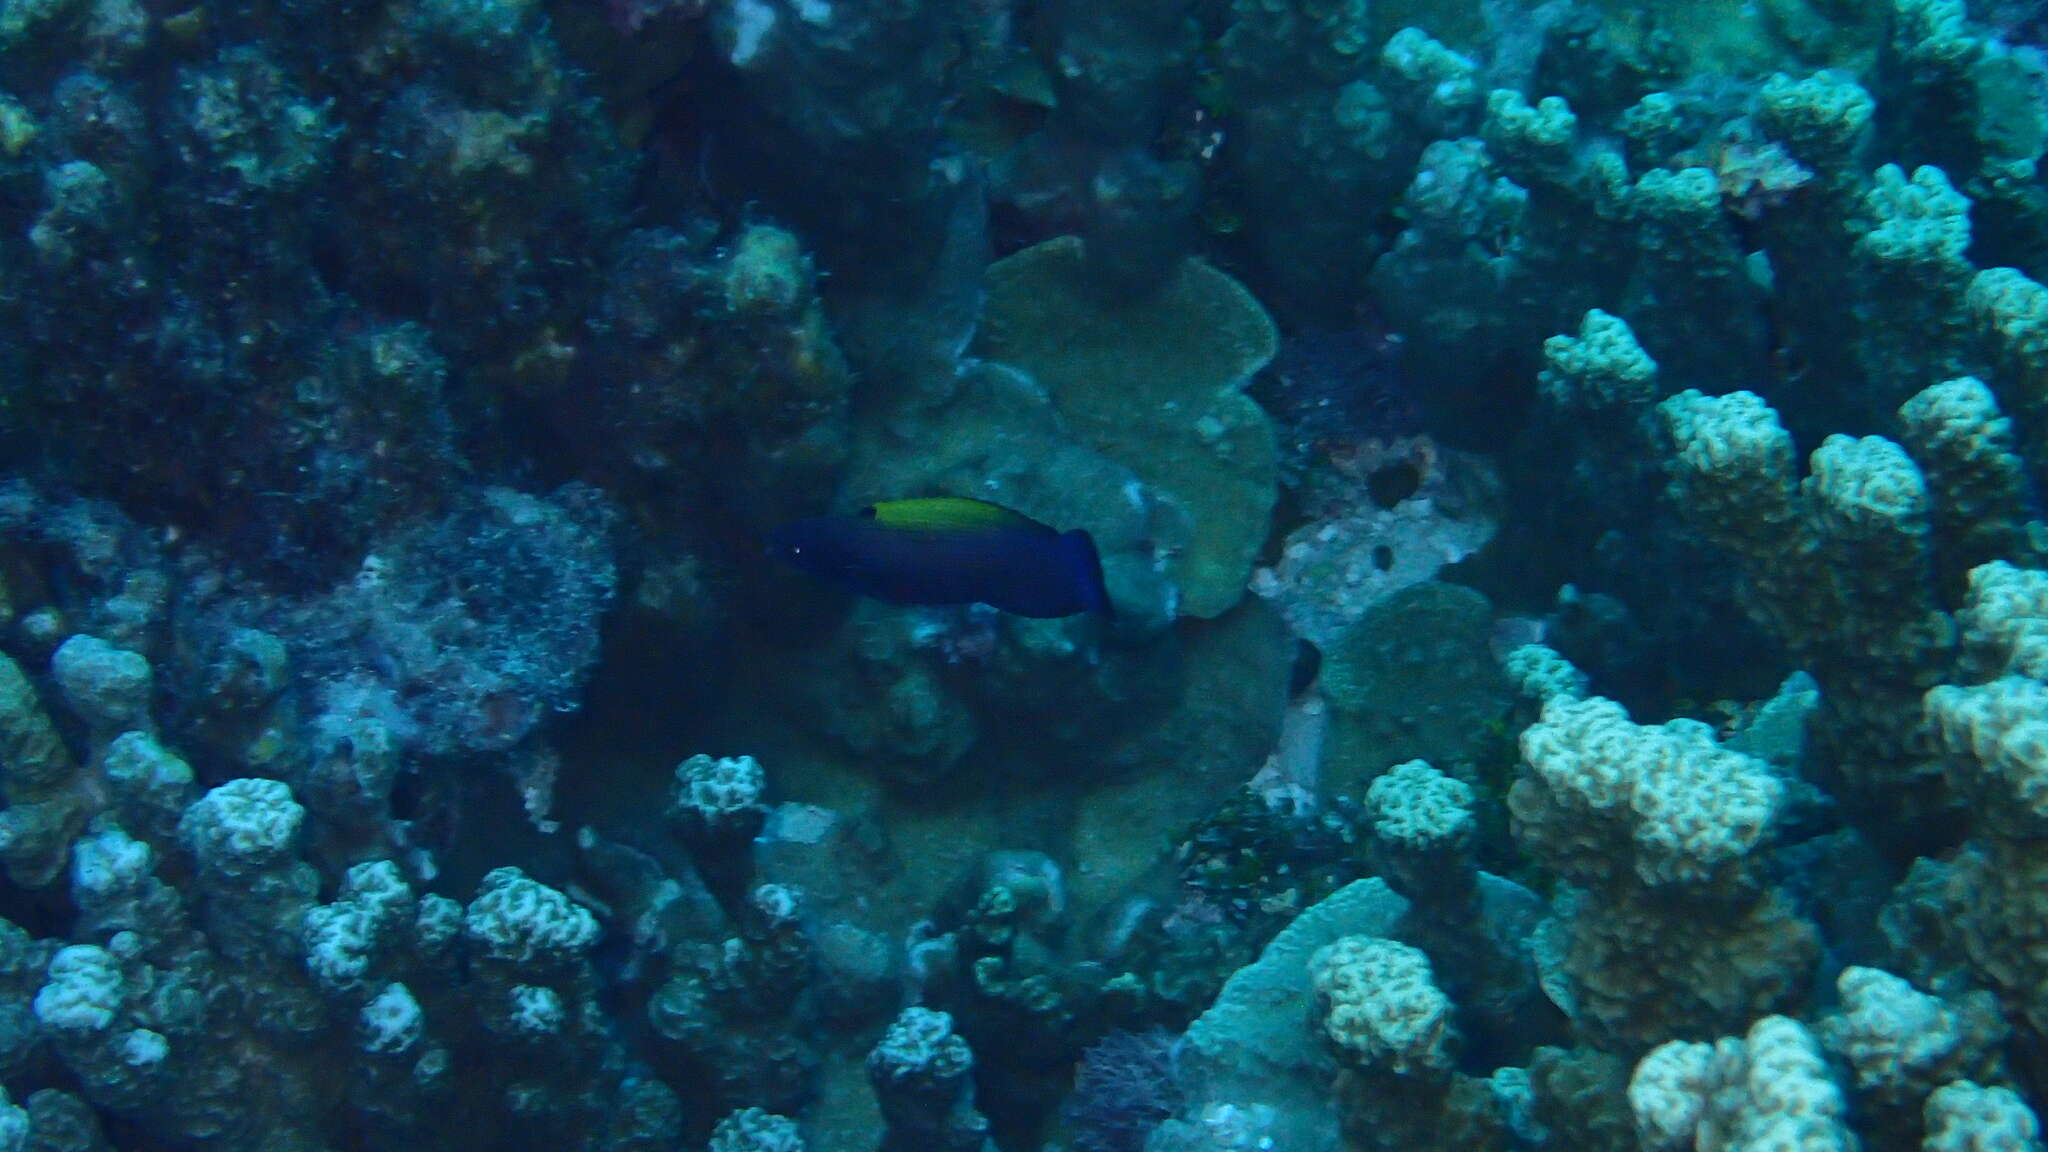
[1508,649,1816,1050]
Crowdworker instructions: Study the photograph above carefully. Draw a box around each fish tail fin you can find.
[1062,530,1114,617]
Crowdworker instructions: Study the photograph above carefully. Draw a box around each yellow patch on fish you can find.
[863,497,1053,536]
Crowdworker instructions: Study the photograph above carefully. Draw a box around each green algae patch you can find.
[977,236,1280,619]
[1319,580,1512,797]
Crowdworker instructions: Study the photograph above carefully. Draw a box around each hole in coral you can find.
[389,767,424,821]
[1365,462,1421,509]
[1289,640,1323,697]
[1371,545,1394,572]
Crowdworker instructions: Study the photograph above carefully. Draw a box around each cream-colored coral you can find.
[1968,268,2048,408]
[1805,434,1932,549]
[1892,0,1978,72]
[1803,433,1941,628]
[1629,1039,1716,1150]
[672,753,768,829]
[1953,563,2048,679]
[462,866,598,968]
[1482,90,1577,178]
[1928,676,2048,826]
[1378,28,1477,133]
[1898,378,2038,566]
[1630,1016,1853,1152]
[1924,1082,2044,1152]
[1820,967,2005,1104]
[1366,760,1474,856]
[1659,390,1802,556]
[1513,695,1781,892]
[1537,884,1815,1049]
[1309,936,1454,1076]
[708,1106,805,1152]
[1927,564,2048,834]
[34,945,122,1032]
[724,225,808,316]
[1756,71,1874,173]
[1539,309,1658,413]
[177,778,304,874]
[0,653,74,796]
[1503,643,1587,703]
[1857,164,1972,282]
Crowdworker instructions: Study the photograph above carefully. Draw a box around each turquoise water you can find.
[0,0,2045,1146]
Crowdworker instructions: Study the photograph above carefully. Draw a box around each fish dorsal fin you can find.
[864,497,1056,535]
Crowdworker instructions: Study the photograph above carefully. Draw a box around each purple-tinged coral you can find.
[1064,1029,1181,1152]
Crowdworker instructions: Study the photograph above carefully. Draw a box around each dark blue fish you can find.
[768,498,1113,618]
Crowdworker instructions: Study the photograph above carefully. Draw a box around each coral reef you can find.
[1,0,2048,1146]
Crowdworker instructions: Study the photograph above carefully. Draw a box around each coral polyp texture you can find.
[2,0,2048,1143]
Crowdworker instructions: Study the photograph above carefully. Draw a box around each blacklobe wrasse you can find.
[769,498,1113,618]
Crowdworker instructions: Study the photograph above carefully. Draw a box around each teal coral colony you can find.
[3,0,2048,1144]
